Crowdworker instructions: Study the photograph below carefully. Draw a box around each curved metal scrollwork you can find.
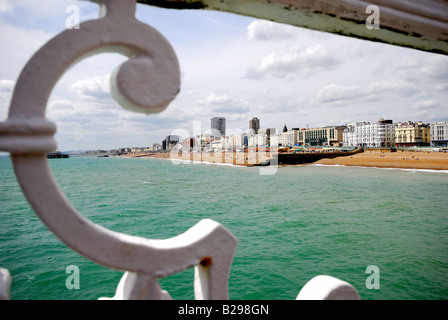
[0,0,237,300]
[0,0,361,300]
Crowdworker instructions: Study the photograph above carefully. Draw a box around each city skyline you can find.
[1,1,447,151]
[82,117,446,154]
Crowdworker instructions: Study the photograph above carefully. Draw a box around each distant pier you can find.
[47,151,70,159]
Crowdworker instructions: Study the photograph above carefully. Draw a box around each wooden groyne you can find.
[276,149,364,165]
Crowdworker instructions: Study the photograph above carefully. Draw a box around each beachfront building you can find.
[278,131,287,146]
[296,126,345,146]
[119,147,131,154]
[231,133,247,149]
[269,125,346,147]
[375,118,396,147]
[269,134,279,147]
[247,128,276,147]
[131,147,145,153]
[211,117,226,137]
[192,134,213,151]
[219,135,246,150]
[277,129,298,147]
[261,128,277,147]
[343,119,395,148]
[430,121,448,147]
[249,117,260,134]
[163,135,180,151]
[247,130,257,147]
[181,138,194,152]
[152,143,162,152]
[256,132,268,146]
[296,129,305,146]
[395,121,430,147]
[210,140,222,152]
[287,129,298,146]
[220,136,230,150]
[343,123,359,147]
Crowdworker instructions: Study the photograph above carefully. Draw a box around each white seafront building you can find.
[430,121,448,147]
[248,128,277,147]
[231,133,247,148]
[343,118,396,148]
[277,130,298,147]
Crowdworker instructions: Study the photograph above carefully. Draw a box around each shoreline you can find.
[123,150,448,171]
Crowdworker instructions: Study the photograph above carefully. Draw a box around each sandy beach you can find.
[314,150,448,171]
[125,150,272,166]
[125,150,448,171]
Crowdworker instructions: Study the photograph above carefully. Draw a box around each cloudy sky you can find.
[1,0,447,151]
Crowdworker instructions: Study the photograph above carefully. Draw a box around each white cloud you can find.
[253,91,309,114]
[435,83,448,92]
[0,25,53,80]
[245,44,341,79]
[0,80,14,98]
[197,93,249,114]
[412,108,448,122]
[0,0,12,13]
[395,54,448,83]
[47,100,80,122]
[412,100,439,110]
[247,20,298,41]
[48,99,76,111]
[70,74,111,100]
[317,80,418,103]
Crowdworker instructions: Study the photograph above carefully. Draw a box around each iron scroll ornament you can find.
[0,0,237,299]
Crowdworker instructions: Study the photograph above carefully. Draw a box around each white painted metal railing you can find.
[0,0,359,300]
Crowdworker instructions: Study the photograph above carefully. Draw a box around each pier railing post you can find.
[0,0,238,300]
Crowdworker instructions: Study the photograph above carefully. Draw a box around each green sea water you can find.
[0,155,447,300]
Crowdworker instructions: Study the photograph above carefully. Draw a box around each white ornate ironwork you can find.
[0,268,11,300]
[0,0,359,300]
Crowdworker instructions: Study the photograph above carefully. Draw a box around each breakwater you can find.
[277,149,364,165]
